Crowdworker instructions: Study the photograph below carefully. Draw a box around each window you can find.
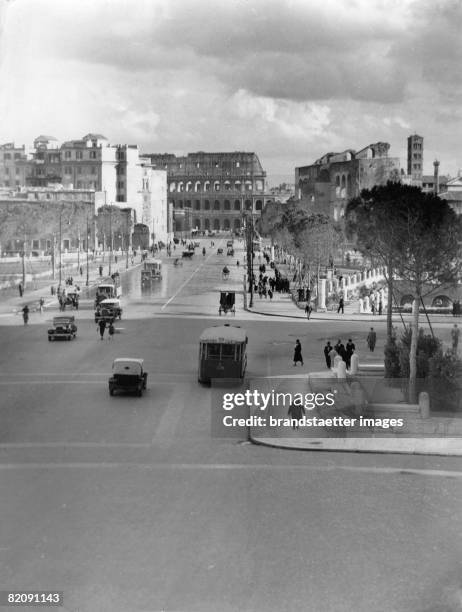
[14,153,20,160]
[214,181,220,191]
[76,151,83,160]
[236,161,240,168]
[4,153,11,160]
[65,151,71,159]
[4,167,9,175]
[90,151,97,159]
[234,200,240,211]
[117,180,125,189]
[204,200,210,210]
[221,344,235,359]
[118,166,125,175]
[214,200,220,210]
[32,240,40,250]
[77,167,82,174]
[206,343,221,359]
[64,166,72,175]
[91,166,96,175]
[195,200,201,210]
[224,200,230,210]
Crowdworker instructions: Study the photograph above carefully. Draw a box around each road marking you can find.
[0,462,461,478]
[161,246,219,311]
[152,388,186,448]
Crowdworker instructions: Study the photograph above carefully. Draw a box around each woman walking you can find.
[293,339,303,366]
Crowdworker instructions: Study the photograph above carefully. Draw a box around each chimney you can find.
[433,160,440,194]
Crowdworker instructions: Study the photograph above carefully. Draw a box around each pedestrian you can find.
[324,341,332,368]
[80,266,83,276]
[287,403,306,429]
[108,321,115,340]
[367,327,377,352]
[51,285,55,296]
[371,301,376,316]
[39,297,45,314]
[293,339,303,366]
[99,265,103,276]
[22,304,29,325]
[378,300,383,316]
[305,302,312,320]
[337,297,344,314]
[345,338,356,368]
[451,324,460,354]
[18,283,23,297]
[268,289,273,300]
[98,319,106,340]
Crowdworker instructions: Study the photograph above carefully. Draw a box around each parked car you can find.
[48,315,77,341]
[108,358,148,396]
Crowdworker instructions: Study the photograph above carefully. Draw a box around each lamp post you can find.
[59,209,62,289]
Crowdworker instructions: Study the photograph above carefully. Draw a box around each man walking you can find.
[345,339,356,368]
[324,341,332,368]
[337,297,344,314]
[367,327,377,352]
[98,319,107,340]
[305,302,312,320]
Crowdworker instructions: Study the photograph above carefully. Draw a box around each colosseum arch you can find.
[400,295,414,307]
[431,295,452,308]
[194,181,201,192]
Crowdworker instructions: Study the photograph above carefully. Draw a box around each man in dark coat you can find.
[337,297,344,314]
[367,327,377,352]
[345,339,356,368]
[98,319,107,340]
[324,341,332,368]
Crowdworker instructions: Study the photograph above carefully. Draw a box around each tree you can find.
[346,182,462,398]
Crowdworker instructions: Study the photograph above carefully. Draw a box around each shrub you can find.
[397,328,441,378]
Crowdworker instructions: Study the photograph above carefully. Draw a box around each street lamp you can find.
[86,214,90,287]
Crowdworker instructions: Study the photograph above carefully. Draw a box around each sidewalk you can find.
[0,255,142,319]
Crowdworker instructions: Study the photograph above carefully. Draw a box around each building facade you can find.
[295,142,400,220]
[144,152,274,233]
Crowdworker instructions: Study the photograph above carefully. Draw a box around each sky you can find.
[0,0,461,186]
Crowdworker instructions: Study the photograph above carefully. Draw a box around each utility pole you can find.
[59,210,62,288]
[21,233,26,290]
[245,214,254,308]
[86,215,90,287]
[108,206,113,276]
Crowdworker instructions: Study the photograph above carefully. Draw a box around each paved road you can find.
[1,238,461,612]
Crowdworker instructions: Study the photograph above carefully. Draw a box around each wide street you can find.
[1,238,461,612]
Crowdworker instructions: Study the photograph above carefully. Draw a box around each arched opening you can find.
[213,218,220,230]
[204,200,210,210]
[223,218,230,230]
[431,295,452,308]
[245,200,252,211]
[224,181,231,191]
[178,181,184,192]
[204,218,210,230]
[194,200,201,210]
[255,200,262,211]
[186,181,192,192]
[224,200,230,210]
[204,181,210,192]
[234,200,241,211]
[214,181,220,192]
[400,295,414,307]
[194,218,201,230]
[213,200,220,210]
[233,218,241,230]
[235,181,242,191]
[194,181,201,192]
[169,182,176,192]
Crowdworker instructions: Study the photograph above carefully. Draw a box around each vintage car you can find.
[108,358,148,396]
[227,248,234,256]
[95,298,122,323]
[141,258,162,282]
[48,315,77,341]
[182,250,194,258]
[217,247,224,255]
[226,240,234,247]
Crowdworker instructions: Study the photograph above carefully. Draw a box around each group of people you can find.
[97,317,115,340]
[323,338,357,369]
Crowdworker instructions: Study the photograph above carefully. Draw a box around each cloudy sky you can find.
[0,0,461,185]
